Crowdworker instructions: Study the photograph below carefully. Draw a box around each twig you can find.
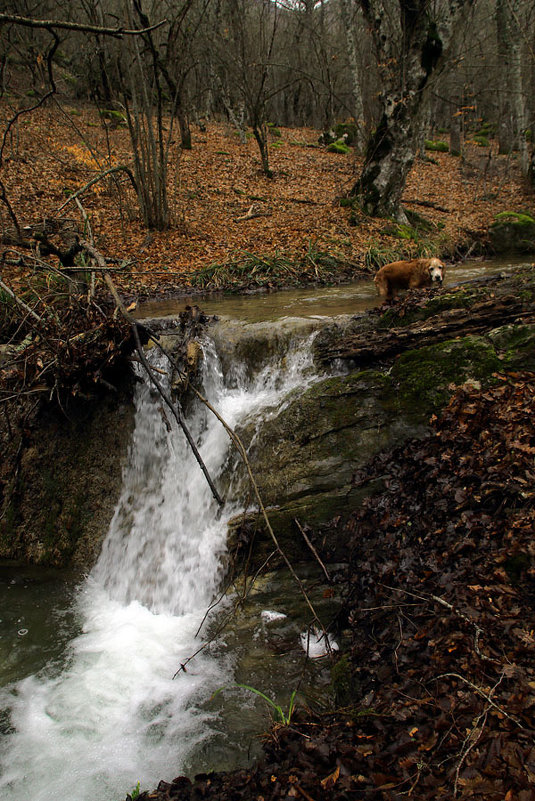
[3,249,78,282]
[0,278,43,322]
[435,672,523,728]
[378,583,500,665]
[234,203,272,222]
[0,12,167,37]
[453,673,505,796]
[430,593,498,664]
[295,518,331,582]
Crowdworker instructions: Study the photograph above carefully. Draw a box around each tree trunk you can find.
[352,100,423,221]
[315,295,535,369]
[496,0,529,174]
[253,122,272,177]
[339,0,366,152]
[350,0,475,220]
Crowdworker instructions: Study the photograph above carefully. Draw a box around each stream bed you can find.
[0,256,528,801]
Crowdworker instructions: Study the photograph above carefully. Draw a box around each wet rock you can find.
[490,211,535,253]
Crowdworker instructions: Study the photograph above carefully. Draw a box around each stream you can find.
[0,257,526,801]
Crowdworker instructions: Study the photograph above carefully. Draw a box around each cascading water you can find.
[0,331,318,801]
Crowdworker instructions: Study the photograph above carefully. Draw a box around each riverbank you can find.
[1,102,532,298]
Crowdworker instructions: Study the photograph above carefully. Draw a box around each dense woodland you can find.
[0,0,534,231]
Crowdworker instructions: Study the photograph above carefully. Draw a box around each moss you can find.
[473,135,490,147]
[425,140,449,152]
[376,289,476,329]
[327,140,350,154]
[487,323,535,371]
[391,336,502,415]
[267,123,282,138]
[333,122,358,146]
[475,122,496,138]
[494,211,535,225]
[490,212,535,253]
[404,209,434,232]
[331,654,360,706]
[393,224,418,241]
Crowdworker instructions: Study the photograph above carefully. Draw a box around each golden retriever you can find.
[374,257,445,301]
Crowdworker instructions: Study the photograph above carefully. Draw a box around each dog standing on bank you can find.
[374,257,445,301]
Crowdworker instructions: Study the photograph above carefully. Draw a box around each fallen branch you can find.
[56,166,138,214]
[295,518,331,583]
[0,278,43,323]
[315,295,535,367]
[234,203,272,222]
[435,672,523,728]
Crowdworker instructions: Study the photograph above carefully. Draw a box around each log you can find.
[315,295,535,368]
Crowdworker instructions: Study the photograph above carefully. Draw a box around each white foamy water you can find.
[0,333,317,801]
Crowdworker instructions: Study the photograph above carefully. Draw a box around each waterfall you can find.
[0,331,317,801]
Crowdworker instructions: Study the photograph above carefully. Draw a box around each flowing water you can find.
[0,331,323,801]
[0,257,529,800]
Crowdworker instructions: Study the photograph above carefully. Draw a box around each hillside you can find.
[0,102,532,297]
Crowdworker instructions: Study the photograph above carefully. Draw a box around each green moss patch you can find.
[391,336,502,415]
[490,212,535,253]
[425,139,449,152]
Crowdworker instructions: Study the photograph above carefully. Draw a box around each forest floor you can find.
[0,100,532,299]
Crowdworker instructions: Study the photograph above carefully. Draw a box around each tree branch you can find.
[0,13,167,37]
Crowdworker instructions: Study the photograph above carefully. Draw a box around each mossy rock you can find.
[425,140,449,153]
[327,140,351,155]
[487,323,535,371]
[333,122,358,146]
[99,109,127,128]
[473,135,490,147]
[391,335,502,415]
[490,212,535,253]
[228,329,513,568]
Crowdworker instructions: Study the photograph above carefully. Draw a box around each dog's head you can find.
[428,258,445,284]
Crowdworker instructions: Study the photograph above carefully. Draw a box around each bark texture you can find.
[351,0,475,220]
[496,0,529,174]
